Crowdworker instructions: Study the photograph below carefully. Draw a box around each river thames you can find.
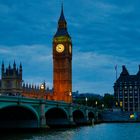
[1,123,140,140]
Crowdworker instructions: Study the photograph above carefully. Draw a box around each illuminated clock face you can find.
[69,45,72,54]
[56,44,65,53]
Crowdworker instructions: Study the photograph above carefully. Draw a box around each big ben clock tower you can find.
[53,5,72,103]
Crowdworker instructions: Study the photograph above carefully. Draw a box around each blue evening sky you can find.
[0,0,140,95]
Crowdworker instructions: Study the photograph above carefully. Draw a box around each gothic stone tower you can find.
[53,6,72,103]
[0,61,22,96]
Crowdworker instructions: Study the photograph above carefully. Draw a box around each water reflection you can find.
[1,124,140,140]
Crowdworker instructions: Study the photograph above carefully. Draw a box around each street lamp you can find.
[40,81,45,90]
[40,84,45,90]
[102,104,104,109]
[40,82,46,99]
[85,97,88,106]
[95,101,98,108]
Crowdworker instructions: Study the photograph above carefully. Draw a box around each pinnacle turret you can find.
[120,65,129,76]
[20,62,22,71]
[137,65,140,76]
[13,60,16,69]
[2,61,4,71]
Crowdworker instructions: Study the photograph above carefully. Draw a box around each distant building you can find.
[114,65,140,112]
[72,90,79,98]
[72,92,103,103]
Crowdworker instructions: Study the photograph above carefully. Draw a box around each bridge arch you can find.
[0,104,39,128]
[88,111,95,121]
[45,106,69,117]
[73,110,85,125]
[45,107,69,126]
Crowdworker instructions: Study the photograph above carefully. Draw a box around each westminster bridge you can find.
[0,96,100,128]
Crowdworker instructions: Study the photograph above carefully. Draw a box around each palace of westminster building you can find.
[1,6,140,112]
[0,6,72,103]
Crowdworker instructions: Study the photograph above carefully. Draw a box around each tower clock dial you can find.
[56,44,64,53]
[69,45,72,54]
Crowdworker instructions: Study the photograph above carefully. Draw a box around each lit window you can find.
[129,91,132,93]
[120,101,123,107]
[130,114,134,119]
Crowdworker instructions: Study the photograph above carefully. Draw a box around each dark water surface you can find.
[1,123,140,140]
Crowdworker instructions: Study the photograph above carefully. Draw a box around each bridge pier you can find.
[40,102,46,128]
[69,105,75,126]
[85,109,89,121]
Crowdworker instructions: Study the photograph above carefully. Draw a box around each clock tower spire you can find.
[54,4,69,38]
[53,5,72,103]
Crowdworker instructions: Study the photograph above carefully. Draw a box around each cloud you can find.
[0,3,10,14]
[0,48,11,54]
[73,50,140,94]
[73,81,112,94]
[0,0,140,95]
[0,44,53,86]
[0,42,139,95]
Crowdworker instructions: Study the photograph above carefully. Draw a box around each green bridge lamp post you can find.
[85,97,88,106]
[95,101,98,109]
[102,104,104,110]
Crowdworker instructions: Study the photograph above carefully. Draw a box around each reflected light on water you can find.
[1,124,140,140]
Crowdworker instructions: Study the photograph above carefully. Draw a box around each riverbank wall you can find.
[102,110,140,123]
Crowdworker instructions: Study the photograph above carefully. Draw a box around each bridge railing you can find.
[0,95,97,111]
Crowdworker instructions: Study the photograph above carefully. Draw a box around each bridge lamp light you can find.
[95,101,98,108]
[102,104,104,108]
[85,97,88,106]
[95,101,98,105]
